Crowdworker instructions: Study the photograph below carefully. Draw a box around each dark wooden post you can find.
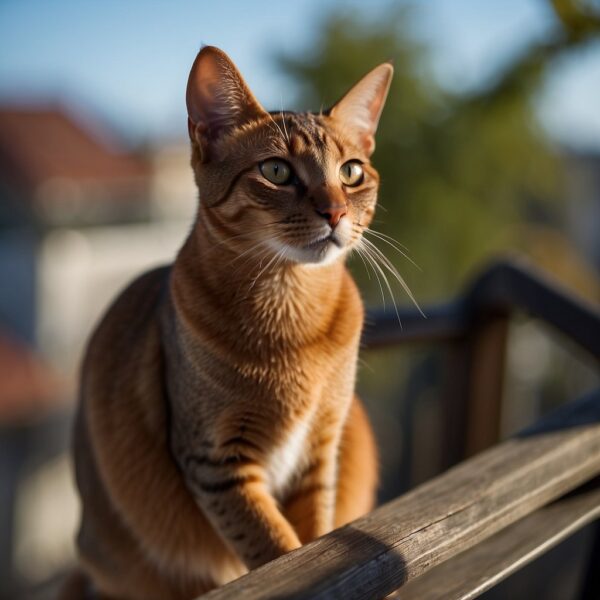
[441,314,509,468]
[464,315,509,456]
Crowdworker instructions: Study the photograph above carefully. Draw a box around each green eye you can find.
[339,160,364,186]
[259,159,292,185]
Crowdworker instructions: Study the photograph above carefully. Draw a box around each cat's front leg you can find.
[183,455,301,569]
[283,438,339,544]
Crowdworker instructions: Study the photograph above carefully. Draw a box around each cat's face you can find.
[186,47,392,267]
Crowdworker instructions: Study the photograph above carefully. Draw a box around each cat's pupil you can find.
[274,164,279,175]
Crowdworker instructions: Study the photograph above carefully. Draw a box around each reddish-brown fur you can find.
[63,47,392,599]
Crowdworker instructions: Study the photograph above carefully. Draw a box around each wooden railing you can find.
[200,259,600,599]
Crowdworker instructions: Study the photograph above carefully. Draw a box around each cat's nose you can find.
[316,205,347,228]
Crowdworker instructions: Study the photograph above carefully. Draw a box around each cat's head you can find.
[186,46,392,266]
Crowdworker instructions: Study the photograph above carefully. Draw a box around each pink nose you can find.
[316,205,347,228]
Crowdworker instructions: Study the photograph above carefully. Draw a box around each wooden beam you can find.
[390,480,600,599]
[362,259,600,360]
[200,392,600,600]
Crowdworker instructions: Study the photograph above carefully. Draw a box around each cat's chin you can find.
[267,238,346,267]
[295,242,346,267]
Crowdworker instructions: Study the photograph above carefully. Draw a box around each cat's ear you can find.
[186,46,267,159]
[329,63,393,156]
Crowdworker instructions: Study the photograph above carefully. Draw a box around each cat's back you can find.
[77,263,171,464]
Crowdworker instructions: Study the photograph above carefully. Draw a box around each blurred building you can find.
[0,104,197,375]
[0,103,149,347]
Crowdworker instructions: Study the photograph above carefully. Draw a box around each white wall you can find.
[37,221,190,379]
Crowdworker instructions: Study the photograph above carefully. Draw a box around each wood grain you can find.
[199,393,600,599]
[390,480,600,599]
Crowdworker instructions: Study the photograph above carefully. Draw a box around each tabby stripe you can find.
[221,435,262,453]
[202,205,238,240]
[311,127,328,151]
[247,550,263,562]
[295,129,313,149]
[208,165,255,208]
[186,453,253,468]
[198,474,261,494]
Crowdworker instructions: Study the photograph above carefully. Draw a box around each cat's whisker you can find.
[210,224,279,251]
[225,227,292,270]
[211,230,257,250]
[363,229,421,271]
[273,244,289,272]
[278,95,291,146]
[234,244,275,298]
[228,239,272,267]
[361,238,425,317]
[265,112,287,146]
[360,240,401,325]
[364,228,411,253]
[357,356,375,375]
[230,241,284,283]
[247,245,285,294]
[353,244,371,281]
[356,240,386,310]
[230,248,269,280]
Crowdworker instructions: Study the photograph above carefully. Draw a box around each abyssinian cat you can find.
[65,46,393,600]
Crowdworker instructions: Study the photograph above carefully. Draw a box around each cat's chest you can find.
[265,416,312,496]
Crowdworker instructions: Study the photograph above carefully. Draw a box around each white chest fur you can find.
[266,417,312,496]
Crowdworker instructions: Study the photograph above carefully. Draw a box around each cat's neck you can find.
[169,219,349,352]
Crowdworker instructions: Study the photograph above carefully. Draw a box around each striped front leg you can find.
[184,451,301,569]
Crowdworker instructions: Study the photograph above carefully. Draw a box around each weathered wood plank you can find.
[390,480,600,599]
[200,392,600,600]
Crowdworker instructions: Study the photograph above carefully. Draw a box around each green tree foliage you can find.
[278,1,600,303]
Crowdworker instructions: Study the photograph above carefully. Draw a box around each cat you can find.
[63,46,393,600]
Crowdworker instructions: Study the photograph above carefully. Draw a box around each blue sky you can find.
[1,0,599,149]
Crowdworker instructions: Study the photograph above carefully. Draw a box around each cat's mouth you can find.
[304,232,343,250]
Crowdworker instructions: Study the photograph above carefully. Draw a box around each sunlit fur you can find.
[63,47,391,600]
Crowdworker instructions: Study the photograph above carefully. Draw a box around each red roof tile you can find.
[0,103,148,192]
[0,333,66,423]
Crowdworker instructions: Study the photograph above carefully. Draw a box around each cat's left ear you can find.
[329,62,393,156]
[186,46,267,160]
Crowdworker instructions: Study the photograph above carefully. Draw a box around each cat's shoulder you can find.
[84,265,171,361]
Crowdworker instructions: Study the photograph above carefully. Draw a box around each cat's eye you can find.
[260,159,292,185]
[339,161,364,186]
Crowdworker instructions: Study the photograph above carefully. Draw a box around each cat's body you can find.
[66,47,392,599]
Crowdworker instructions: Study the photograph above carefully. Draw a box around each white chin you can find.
[267,239,345,266]
[286,241,346,266]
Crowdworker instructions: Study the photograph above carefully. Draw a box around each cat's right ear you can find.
[329,62,393,157]
[186,46,267,161]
